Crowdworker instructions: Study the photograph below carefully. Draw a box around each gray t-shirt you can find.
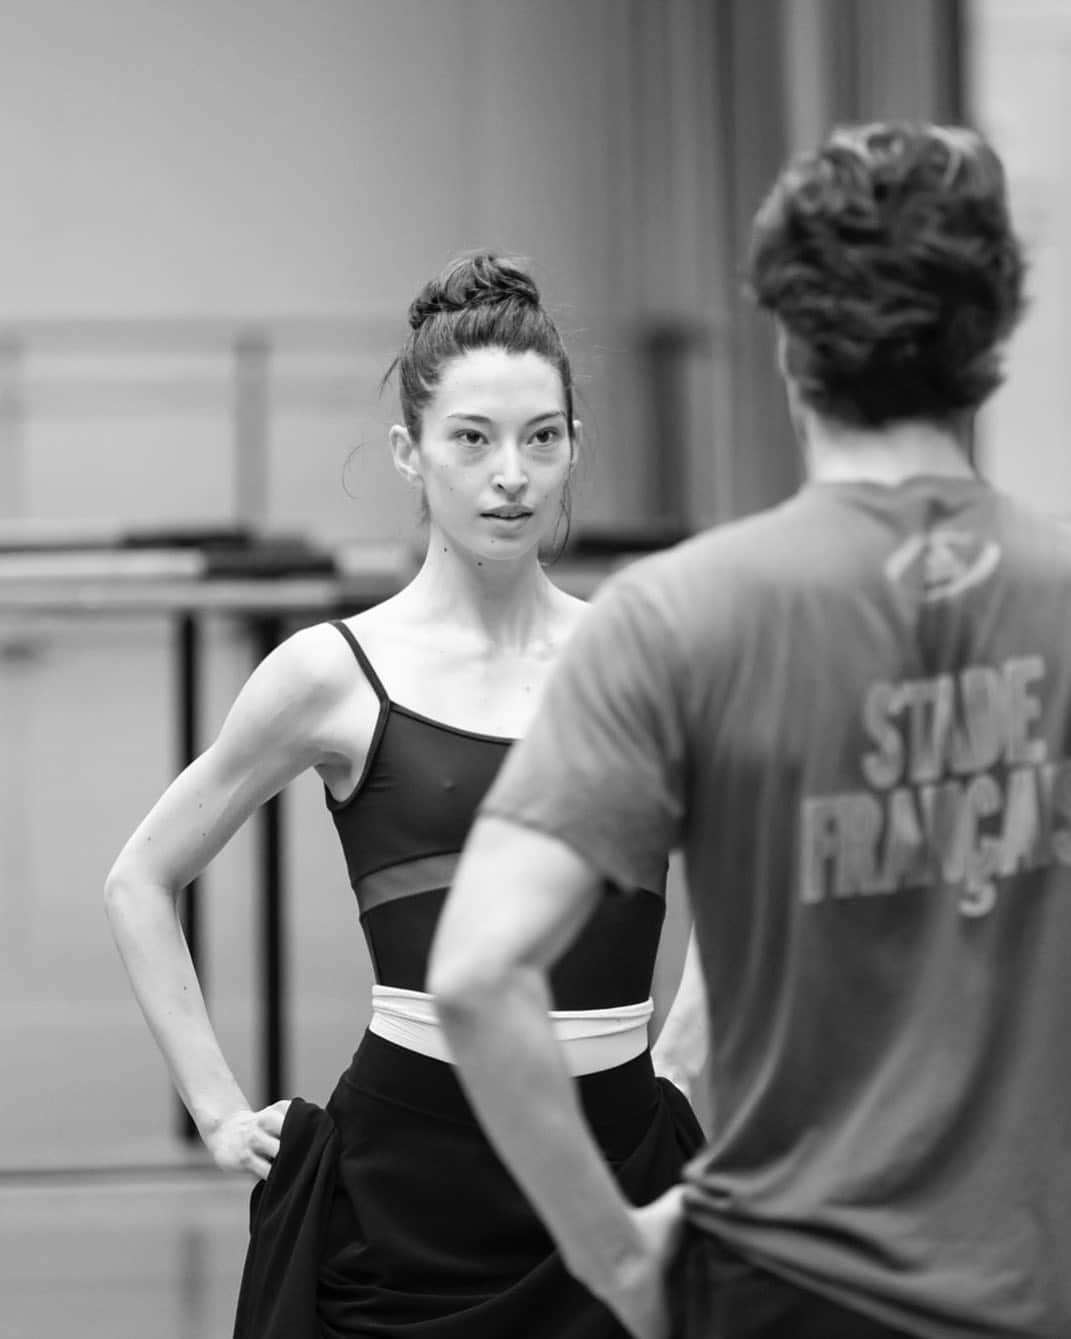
[482,476,1071,1339]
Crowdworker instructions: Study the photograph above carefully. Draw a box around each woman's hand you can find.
[203,1099,292,1181]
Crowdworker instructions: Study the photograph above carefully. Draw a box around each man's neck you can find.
[803,414,976,486]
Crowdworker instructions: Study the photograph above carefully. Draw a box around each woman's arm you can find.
[648,852,709,1118]
[104,622,374,1176]
[648,853,690,1043]
[650,929,708,1114]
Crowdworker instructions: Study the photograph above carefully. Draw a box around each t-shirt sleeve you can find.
[480,570,688,892]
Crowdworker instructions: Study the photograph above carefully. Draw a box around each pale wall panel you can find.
[969,0,1071,515]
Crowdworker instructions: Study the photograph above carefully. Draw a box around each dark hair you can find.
[747,122,1027,428]
[383,250,576,554]
[386,250,576,443]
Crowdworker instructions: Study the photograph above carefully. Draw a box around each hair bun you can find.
[407,251,541,331]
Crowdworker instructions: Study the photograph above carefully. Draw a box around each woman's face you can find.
[392,347,576,563]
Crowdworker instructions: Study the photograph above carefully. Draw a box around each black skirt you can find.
[234,1030,704,1339]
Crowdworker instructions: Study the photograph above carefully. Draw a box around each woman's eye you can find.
[531,428,562,447]
[455,430,486,447]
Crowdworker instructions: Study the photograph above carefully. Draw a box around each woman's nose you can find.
[493,443,528,492]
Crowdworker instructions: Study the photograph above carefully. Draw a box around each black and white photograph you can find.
[1,3,1068,1337]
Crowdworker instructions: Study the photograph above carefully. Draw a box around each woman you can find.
[105,251,704,1338]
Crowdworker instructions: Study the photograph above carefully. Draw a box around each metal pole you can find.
[175,612,202,1142]
[251,613,287,1105]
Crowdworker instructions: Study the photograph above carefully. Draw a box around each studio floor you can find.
[0,1167,252,1339]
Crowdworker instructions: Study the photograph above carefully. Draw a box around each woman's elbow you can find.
[103,858,138,924]
[103,855,169,924]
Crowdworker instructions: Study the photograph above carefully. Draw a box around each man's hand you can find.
[597,1185,688,1339]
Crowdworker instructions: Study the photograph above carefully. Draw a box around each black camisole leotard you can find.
[325,618,668,1006]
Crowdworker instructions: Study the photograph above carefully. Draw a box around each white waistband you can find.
[368,985,654,1077]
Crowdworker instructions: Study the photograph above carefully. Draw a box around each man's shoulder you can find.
[990,489,1071,566]
[608,500,808,604]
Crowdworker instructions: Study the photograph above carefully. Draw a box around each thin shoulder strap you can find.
[329,620,389,705]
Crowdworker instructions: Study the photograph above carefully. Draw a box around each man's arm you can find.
[432,570,698,1337]
[430,817,684,1339]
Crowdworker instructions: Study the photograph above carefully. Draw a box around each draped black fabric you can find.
[234,1034,704,1339]
[233,1098,339,1339]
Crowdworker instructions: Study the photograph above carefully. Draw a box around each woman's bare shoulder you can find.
[266,620,365,698]
[548,587,592,643]
[237,621,382,782]
[237,621,383,749]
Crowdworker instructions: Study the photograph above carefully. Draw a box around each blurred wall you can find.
[968,0,1071,513]
[0,0,727,540]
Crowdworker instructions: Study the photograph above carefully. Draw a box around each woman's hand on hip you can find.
[204,1099,293,1181]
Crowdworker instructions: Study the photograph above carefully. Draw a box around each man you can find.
[429,123,1070,1338]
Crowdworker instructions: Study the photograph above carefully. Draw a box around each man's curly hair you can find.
[747,122,1026,428]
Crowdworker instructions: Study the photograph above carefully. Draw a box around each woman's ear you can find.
[390,424,422,487]
[569,419,583,471]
